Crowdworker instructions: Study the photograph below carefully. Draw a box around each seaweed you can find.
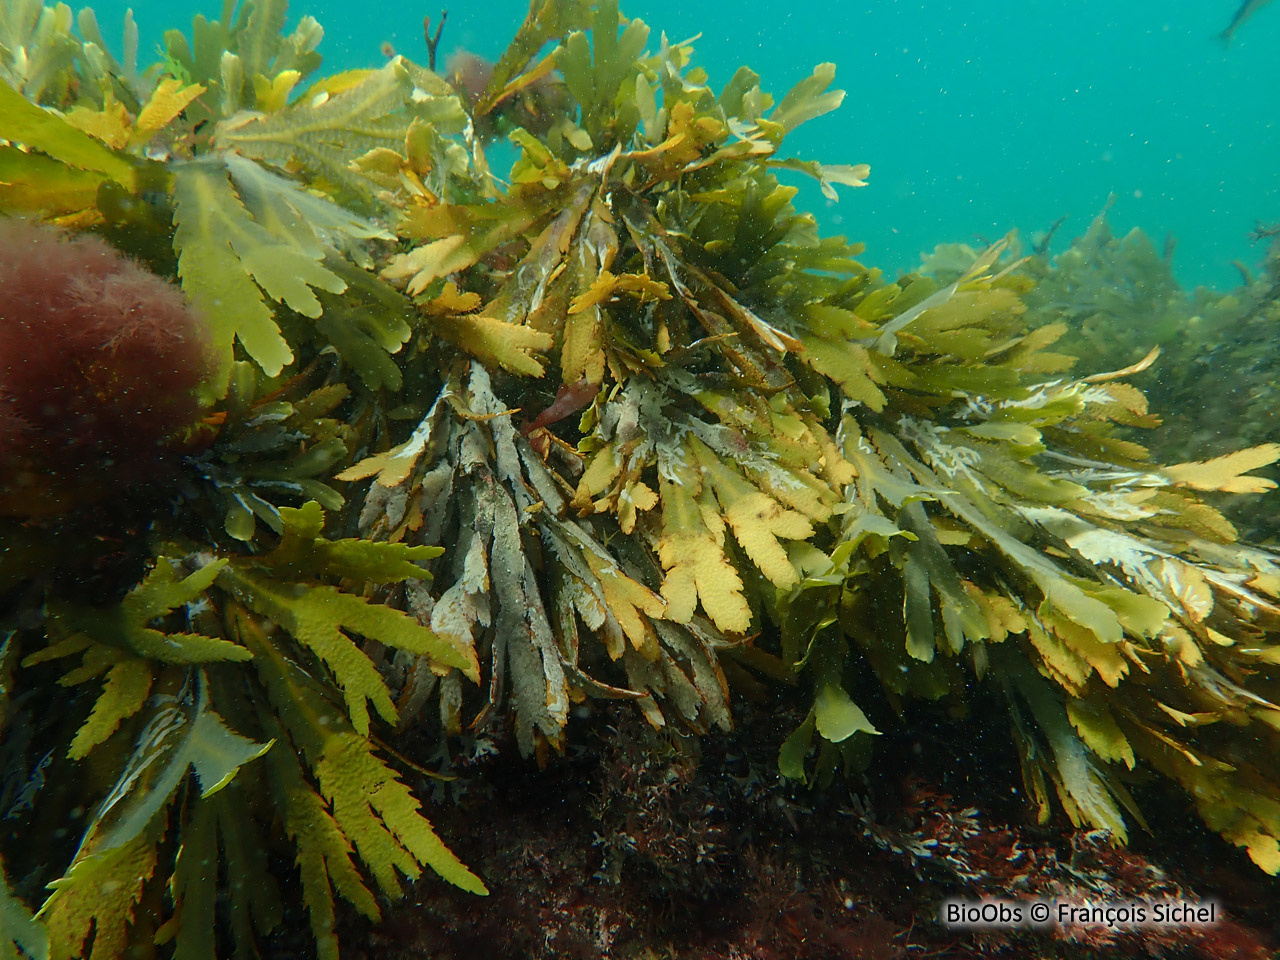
[1015,204,1280,539]
[0,220,213,515]
[2,0,1279,957]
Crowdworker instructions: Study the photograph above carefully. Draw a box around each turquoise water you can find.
[98,0,1279,289]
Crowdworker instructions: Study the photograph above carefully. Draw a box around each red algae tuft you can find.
[0,218,214,515]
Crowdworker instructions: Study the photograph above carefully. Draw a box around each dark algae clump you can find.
[0,220,214,516]
[0,1,1278,958]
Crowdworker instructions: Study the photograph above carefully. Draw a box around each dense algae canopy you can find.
[1,0,1279,957]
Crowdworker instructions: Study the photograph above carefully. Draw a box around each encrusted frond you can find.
[566,371,843,633]
[343,362,732,750]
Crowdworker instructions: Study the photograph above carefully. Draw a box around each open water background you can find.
[94,0,1280,290]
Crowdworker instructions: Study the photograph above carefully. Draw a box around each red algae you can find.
[446,50,571,139]
[0,218,214,515]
